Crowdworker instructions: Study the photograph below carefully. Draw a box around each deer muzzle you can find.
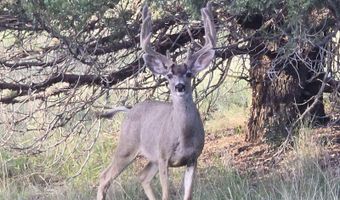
[175,83,186,93]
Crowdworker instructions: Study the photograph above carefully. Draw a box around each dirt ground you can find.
[200,125,340,175]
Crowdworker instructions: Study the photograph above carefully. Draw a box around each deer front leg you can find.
[183,161,197,200]
[139,162,158,200]
[159,159,170,200]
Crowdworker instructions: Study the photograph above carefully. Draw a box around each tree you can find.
[227,0,340,142]
[0,0,339,160]
[0,0,230,161]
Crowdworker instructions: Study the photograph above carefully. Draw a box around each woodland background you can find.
[0,0,339,199]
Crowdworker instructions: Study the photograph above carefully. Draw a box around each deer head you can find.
[140,3,216,97]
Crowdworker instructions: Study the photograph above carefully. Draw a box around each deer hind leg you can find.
[97,148,137,200]
[138,161,158,200]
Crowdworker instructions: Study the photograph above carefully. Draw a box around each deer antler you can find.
[186,2,216,67]
[140,5,173,67]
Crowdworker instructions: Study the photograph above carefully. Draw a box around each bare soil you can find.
[200,125,340,175]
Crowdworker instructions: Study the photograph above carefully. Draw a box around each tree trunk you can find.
[246,47,328,143]
[246,54,301,142]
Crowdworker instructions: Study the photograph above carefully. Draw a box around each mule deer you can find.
[97,3,216,200]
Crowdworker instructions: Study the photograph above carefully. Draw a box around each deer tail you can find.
[96,106,131,119]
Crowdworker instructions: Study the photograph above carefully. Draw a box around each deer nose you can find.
[175,84,186,92]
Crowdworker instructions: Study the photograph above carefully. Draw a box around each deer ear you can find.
[143,53,168,75]
[191,50,215,74]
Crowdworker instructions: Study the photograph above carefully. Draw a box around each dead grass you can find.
[206,112,246,134]
[1,124,339,200]
[201,124,340,180]
[1,75,339,199]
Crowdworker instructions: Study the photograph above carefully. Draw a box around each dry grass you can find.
[1,123,339,200]
[1,65,339,200]
[205,106,248,134]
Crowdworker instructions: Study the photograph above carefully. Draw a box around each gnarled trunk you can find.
[246,47,328,143]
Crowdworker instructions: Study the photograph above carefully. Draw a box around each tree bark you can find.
[246,47,329,143]
[246,54,301,142]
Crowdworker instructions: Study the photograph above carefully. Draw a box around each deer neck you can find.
[170,93,198,130]
[172,93,195,111]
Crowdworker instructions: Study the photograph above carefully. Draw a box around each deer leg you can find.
[139,161,158,200]
[97,150,137,200]
[183,161,197,200]
[159,160,170,200]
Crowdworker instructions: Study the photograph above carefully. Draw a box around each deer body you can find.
[122,98,204,167]
[97,98,204,200]
[97,3,216,200]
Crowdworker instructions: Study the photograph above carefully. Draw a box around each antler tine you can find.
[186,2,216,64]
[140,4,173,66]
[203,2,216,47]
[140,5,151,48]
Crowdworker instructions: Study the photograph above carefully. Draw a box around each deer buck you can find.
[97,2,216,200]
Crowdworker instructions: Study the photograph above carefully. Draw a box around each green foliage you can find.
[229,0,280,14]
[222,0,335,65]
[228,0,332,34]
[19,0,130,34]
[151,0,204,17]
[229,0,324,16]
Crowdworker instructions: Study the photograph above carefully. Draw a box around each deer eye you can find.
[186,72,193,78]
[167,73,173,79]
